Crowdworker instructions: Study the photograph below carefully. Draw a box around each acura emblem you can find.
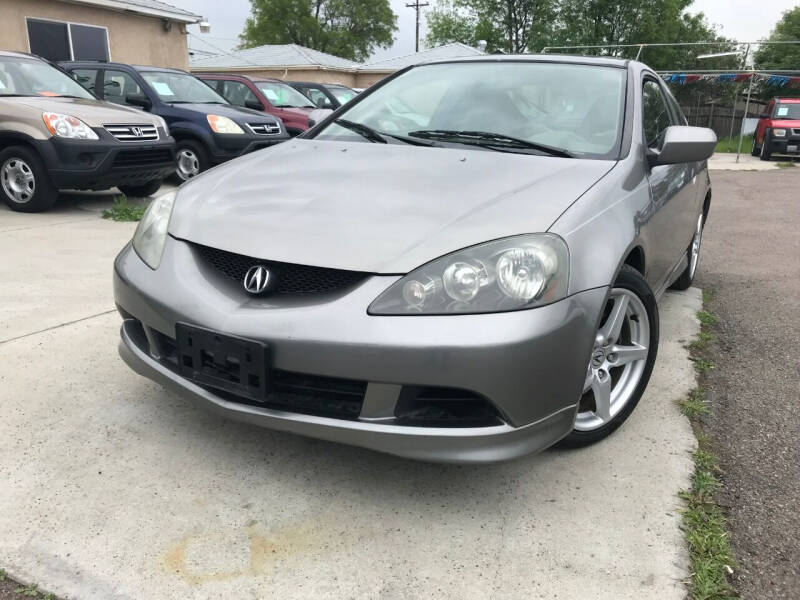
[243,265,271,294]
[131,126,143,137]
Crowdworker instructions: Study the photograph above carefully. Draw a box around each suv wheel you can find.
[558,265,659,448]
[118,178,163,198]
[760,132,773,161]
[0,146,58,213]
[751,135,760,156]
[174,140,208,182]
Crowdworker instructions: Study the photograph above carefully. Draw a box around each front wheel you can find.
[751,135,760,156]
[670,212,704,291]
[0,145,58,212]
[558,265,659,448]
[760,132,772,161]
[173,140,208,183]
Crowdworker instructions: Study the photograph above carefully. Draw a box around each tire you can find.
[670,211,705,291]
[760,132,772,161]
[0,145,58,213]
[751,135,760,156]
[118,178,163,198]
[558,265,660,448]
[173,139,208,183]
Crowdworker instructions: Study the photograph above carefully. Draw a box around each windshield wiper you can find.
[407,130,573,158]
[333,119,386,143]
[333,119,438,147]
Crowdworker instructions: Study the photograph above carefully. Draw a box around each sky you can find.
[175,0,799,62]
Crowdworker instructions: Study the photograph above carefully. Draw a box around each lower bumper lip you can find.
[118,320,578,463]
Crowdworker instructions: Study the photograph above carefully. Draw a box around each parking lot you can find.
[0,191,701,599]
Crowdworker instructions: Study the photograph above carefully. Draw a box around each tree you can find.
[755,6,800,70]
[239,0,397,62]
[425,0,732,70]
[426,0,555,54]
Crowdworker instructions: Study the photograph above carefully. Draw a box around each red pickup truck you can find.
[752,97,800,161]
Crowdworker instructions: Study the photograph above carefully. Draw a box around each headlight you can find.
[773,128,787,137]
[207,115,244,134]
[369,234,569,315]
[42,112,99,140]
[132,191,176,269]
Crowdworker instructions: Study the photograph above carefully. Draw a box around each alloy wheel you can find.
[574,288,651,431]
[688,213,703,280]
[1,158,35,204]
[177,149,200,181]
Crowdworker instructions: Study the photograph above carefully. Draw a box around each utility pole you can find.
[406,1,429,53]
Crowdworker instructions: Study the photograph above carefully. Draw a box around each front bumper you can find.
[768,133,800,155]
[206,132,288,165]
[35,128,176,190]
[113,238,608,462]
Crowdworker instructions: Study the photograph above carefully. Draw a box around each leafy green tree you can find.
[755,6,800,70]
[426,0,555,53]
[239,0,397,62]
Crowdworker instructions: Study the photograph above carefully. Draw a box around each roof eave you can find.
[63,0,202,24]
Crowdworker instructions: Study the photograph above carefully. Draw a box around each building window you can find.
[27,18,109,62]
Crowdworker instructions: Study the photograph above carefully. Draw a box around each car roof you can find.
[62,60,190,75]
[197,73,284,84]
[423,53,631,69]
[0,50,45,61]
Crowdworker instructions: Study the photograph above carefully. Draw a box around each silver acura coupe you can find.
[115,55,716,463]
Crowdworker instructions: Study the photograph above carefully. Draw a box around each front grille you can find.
[247,122,282,135]
[193,243,370,295]
[113,149,174,169]
[105,124,159,141]
[147,327,365,420]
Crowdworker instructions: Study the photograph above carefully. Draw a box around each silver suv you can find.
[0,51,175,212]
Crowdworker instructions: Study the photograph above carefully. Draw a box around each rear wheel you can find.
[0,145,58,212]
[559,265,659,448]
[669,212,704,291]
[173,139,208,183]
[118,178,163,198]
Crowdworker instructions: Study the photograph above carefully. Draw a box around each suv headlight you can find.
[207,115,244,134]
[42,112,99,140]
[369,234,569,315]
[773,128,787,137]
[132,191,176,269]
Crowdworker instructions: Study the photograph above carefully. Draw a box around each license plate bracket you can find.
[175,323,268,401]
[787,145,798,153]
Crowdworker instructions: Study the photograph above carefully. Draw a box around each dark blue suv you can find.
[61,62,288,181]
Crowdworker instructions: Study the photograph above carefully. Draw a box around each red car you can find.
[198,74,327,136]
[752,97,800,161]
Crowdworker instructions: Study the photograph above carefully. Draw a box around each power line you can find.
[405,1,429,53]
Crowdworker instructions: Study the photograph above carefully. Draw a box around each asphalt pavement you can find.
[695,168,800,599]
[0,190,703,599]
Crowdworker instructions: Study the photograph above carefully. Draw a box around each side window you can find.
[71,69,99,94]
[642,79,673,150]
[200,78,220,93]
[219,81,258,107]
[102,70,143,106]
[663,87,688,126]
[308,88,331,108]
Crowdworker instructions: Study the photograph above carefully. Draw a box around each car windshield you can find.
[315,62,627,159]
[0,56,94,99]
[141,70,227,104]
[775,102,800,119]
[328,86,357,104]
[256,81,315,108]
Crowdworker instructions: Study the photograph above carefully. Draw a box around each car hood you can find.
[170,139,616,273]
[6,96,159,126]
[172,103,279,124]
[768,119,800,128]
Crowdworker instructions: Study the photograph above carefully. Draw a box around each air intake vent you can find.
[105,124,159,141]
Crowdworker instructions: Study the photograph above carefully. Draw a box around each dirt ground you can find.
[695,168,800,598]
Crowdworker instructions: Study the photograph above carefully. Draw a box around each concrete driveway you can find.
[0,193,700,600]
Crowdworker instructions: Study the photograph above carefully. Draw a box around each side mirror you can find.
[648,126,717,167]
[245,99,264,111]
[126,94,151,110]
